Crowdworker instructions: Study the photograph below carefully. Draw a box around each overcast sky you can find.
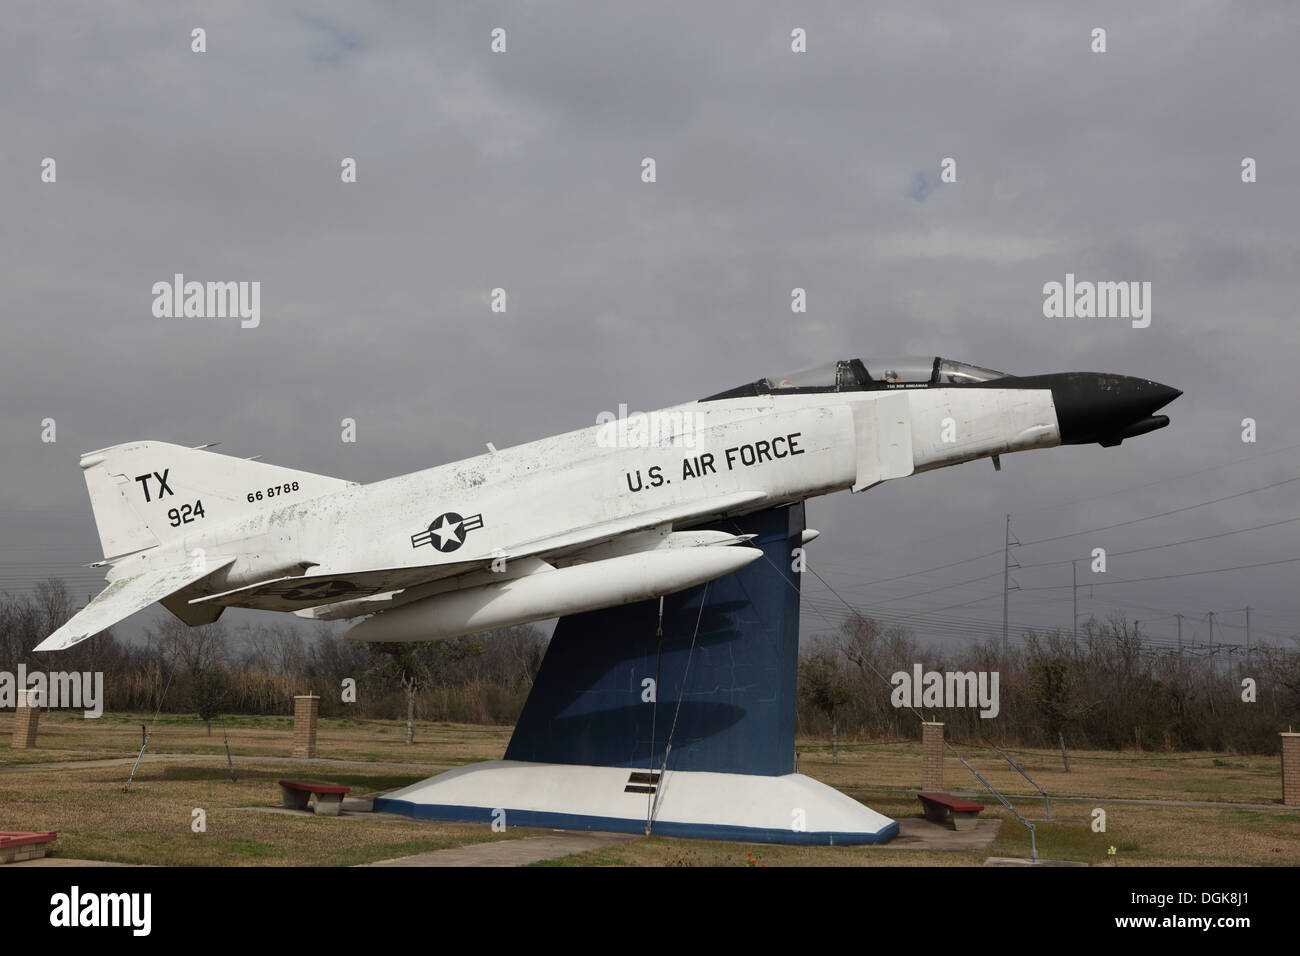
[3,3,1298,654]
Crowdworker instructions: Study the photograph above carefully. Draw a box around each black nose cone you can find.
[1045,373,1181,446]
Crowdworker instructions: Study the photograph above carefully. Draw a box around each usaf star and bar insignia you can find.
[411,512,485,553]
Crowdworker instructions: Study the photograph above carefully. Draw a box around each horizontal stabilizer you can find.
[34,558,235,652]
[189,558,489,612]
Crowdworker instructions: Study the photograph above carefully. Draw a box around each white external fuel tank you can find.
[345,544,762,643]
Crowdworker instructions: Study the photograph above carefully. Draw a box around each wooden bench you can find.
[1,830,58,864]
[918,792,984,831]
[278,780,351,817]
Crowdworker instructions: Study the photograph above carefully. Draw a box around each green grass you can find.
[985,817,1116,864]
[8,712,1300,866]
[529,845,633,867]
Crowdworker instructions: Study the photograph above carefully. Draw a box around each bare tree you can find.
[800,653,852,763]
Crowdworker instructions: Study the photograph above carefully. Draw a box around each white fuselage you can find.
[158,386,1059,606]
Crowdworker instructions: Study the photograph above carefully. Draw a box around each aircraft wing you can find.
[191,490,770,614]
[34,558,236,652]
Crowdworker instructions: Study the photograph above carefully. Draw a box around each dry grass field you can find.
[2,711,1297,866]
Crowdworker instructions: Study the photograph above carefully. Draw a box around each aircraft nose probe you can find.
[1035,372,1182,447]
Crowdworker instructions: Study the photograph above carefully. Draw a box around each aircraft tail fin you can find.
[79,441,354,560]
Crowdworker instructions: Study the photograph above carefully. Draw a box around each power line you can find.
[1011,438,1300,517]
[823,509,1300,621]
[821,437,1300,558]
[1018,474,1300,548]
[816,547,1003,591]
[817,472,1300,598]
[1021,555,1300,591]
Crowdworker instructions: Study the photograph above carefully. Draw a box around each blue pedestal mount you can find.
[375,502,898,846]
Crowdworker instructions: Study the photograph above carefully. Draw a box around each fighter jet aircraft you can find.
[35,356,1180,651]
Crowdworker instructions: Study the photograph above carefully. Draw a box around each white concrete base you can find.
[374,759,898,845]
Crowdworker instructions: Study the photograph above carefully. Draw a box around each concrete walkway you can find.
[16,760,1280,812]
[359,830,638,867]
[10,857,139,867]
[10,760,1283,813]
[984,856,1087,867]
[0,754,450,774]
[842,786,1290,812]
[880,817,1001,852]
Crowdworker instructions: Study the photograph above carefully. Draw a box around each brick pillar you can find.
[11,689,41,749]
[1283,733,1300,807]
[922,721,944,791]
[292,695,319,759]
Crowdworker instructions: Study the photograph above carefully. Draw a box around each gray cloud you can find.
[2,2,1297,651]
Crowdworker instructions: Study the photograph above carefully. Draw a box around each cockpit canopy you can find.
[703,357,1008,401]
